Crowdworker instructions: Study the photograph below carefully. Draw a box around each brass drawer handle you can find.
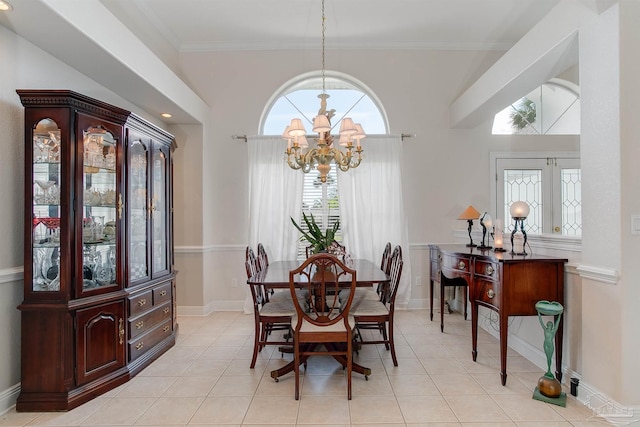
[118,318,124,345]
[163,307,170,314]
[137,298,147,307]
[457,260,466,270]
[486,265,494,275]
[160,290,167,297]
[487,289,495,299]
[163,325,170,333]
[135,320,144,329]
[135,342,144,350]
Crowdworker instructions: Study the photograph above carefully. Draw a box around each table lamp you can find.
[478,212,493,250]
[458,205,481,247]
[510,201,530,255]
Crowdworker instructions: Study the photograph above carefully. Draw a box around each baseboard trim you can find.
[176,300,245,316]
[562,368,639,424]
[0,383,20,416]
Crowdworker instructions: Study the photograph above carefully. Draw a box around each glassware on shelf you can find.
[33,217,61,246]
[82,245,98,288]
[35,180,57,204]
[33,119,61,163]
[36,247,61,291]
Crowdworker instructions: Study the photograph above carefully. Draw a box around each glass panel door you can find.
[129,139,149,282]
[152,145,168,275]
[81,126,118,291]
[32,119,61,292]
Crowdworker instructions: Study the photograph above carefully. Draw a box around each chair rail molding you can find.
[175,244,246,254]
[0,267,23,285]
[575,264,619,285]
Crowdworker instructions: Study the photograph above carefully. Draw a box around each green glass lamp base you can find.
[533,387,567,407]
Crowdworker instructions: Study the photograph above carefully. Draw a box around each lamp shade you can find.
[510,201,530,218]
[458,205,481,220]
[298,135,309,148]
[339,117,357,135]
[288,118,306,137]
[312,114,331,133]
[281,125,291,140]
[338,133,351,147]
[353,123,366,146]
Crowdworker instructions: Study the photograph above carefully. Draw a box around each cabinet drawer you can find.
[128,290,153,317]
[153,283,172,305]
[475,259,500,281]
[128,319,173,361]
[476,279,501,310]
[129,301,172,339]
[441,254,471,273]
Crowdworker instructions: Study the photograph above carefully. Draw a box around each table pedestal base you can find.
[270,343,371,381]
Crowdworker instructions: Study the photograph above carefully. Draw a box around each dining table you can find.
[246,258,390,381]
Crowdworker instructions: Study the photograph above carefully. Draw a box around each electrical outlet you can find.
[232,278,238,287]
[415,276,421,286]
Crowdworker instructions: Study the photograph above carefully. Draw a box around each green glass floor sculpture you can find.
[533,300,566,407]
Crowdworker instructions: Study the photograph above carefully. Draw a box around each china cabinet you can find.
[17,90,177,411]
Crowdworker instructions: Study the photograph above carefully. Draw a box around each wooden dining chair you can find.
[289,253,357,400]
[245,246,295,368]
[352,245,403,366]
[377,241,393,298]
[340,242,391,309]
[257,242,269,270]
[438,272,468,333]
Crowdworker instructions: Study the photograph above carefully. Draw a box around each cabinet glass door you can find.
[152,146,168,275]
[32,119,62,292]
[81,126,118,292]
[129,139,149,282]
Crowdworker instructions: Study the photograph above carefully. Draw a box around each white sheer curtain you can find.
[337,135,412,307]
[246,136,303,313]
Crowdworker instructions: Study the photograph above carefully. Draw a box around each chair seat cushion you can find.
[260,300,296,317]
[339,287,379,311]
[269,289,308,308]
[292,314,355,332]
[353,299,389,317]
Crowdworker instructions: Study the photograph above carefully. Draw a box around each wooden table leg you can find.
[270,343,371,381]
[471,302,479,361]
[500,310,508,386]
[429,279,434,321]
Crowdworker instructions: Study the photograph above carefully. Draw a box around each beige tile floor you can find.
[0,309,614,426]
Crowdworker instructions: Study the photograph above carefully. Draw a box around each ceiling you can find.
[100,0,563,52]
[0,0,565,124]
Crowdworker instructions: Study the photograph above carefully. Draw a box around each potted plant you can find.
[291,212,340,255]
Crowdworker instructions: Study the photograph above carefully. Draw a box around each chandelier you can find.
[282,0,365,183]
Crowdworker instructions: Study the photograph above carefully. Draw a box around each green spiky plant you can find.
[510,97,536,130]
[291,212,340,254]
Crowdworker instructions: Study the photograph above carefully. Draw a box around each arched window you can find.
[261,71,388,257]
[492,79,580,135]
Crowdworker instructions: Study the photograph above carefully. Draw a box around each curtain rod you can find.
[232,133,416,142]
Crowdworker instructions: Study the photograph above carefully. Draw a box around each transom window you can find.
[492,79,580,135]
[261,71,387,258]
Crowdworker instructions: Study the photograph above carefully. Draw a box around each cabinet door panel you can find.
[76,113,122,297]
[76,301,125,385]
[127,135,150,285]
[151,144,170,277]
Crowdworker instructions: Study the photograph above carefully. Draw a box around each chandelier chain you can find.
[321,0,326,94]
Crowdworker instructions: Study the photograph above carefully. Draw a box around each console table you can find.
[429,244,567,386]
